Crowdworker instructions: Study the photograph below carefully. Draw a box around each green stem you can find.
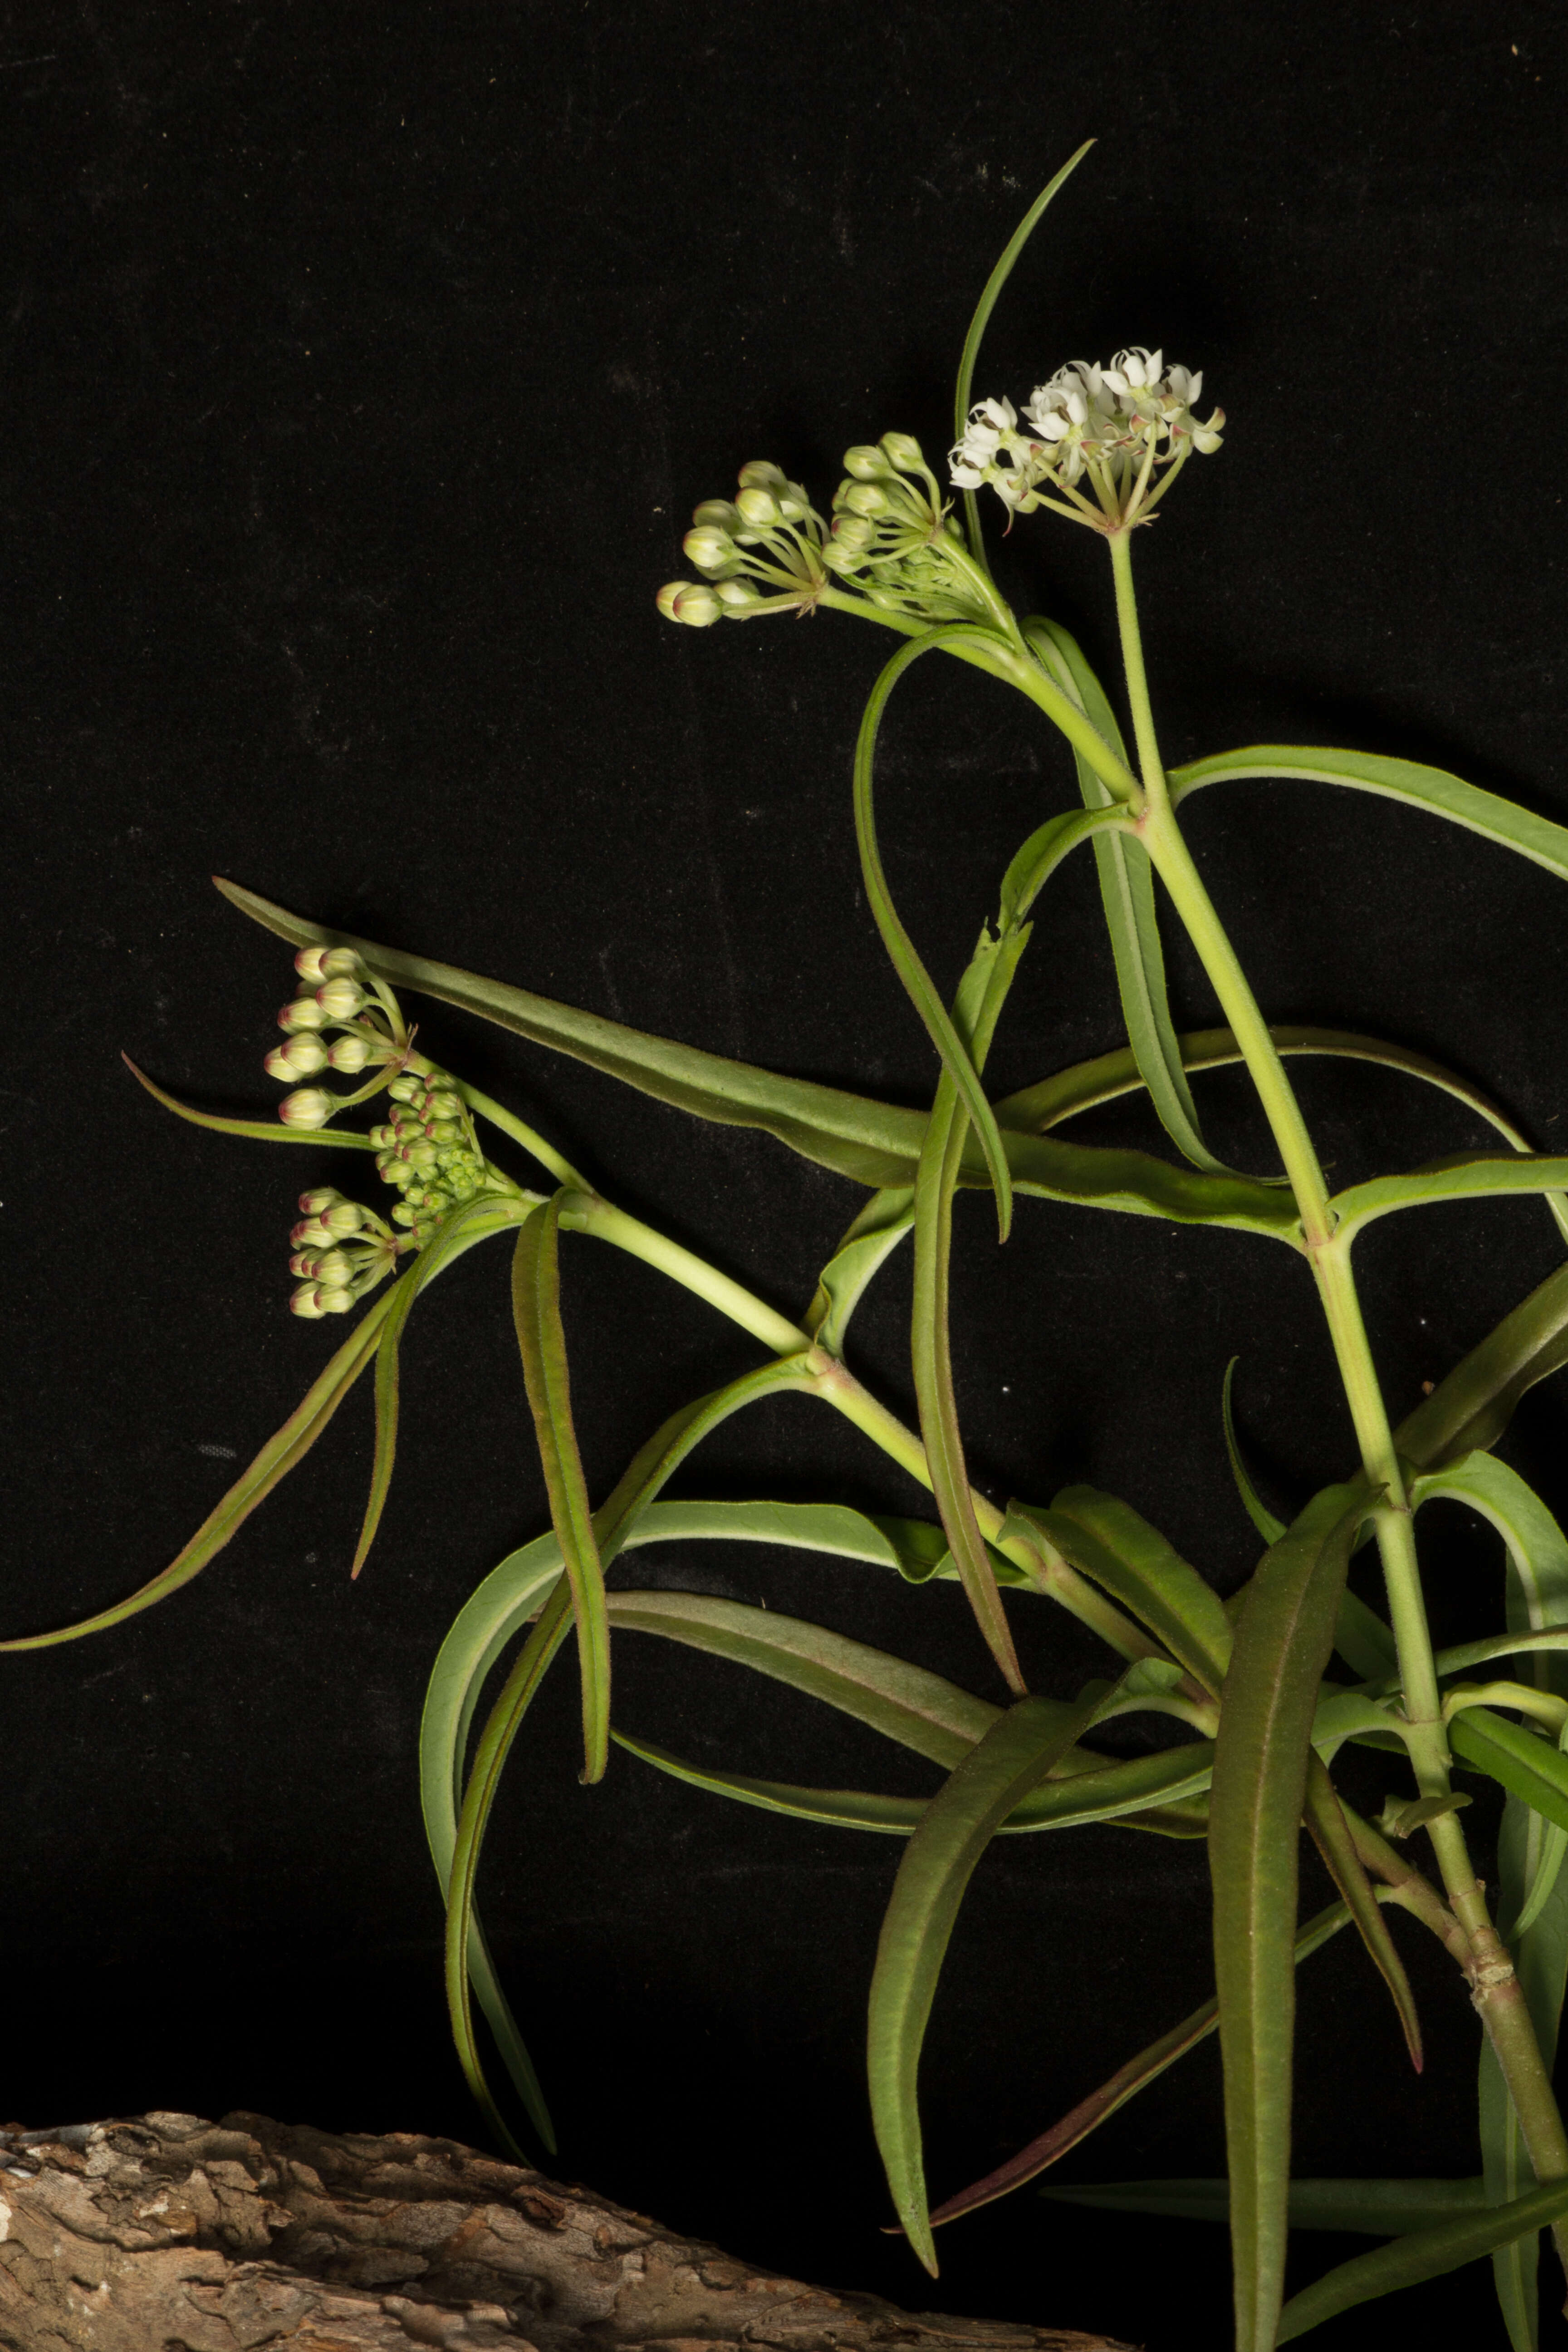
[559,1194,808,1357]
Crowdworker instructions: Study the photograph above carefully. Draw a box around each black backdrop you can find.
[10,6,1568,2347]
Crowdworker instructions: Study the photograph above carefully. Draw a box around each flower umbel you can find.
[951,348,1224,531]
[658,461,833,624]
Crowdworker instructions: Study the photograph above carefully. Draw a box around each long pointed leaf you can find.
[1172,743,1568,885]
[1009,1489,1234,1696]
[1395,1260,1568,1472]
[1222,1357,1288,1545]
[1331,1152,1568,1241]
[123,1054,379,1151]
[511,1193,611,1783]
[1450,1707,1568,1835]
[869,1693,1103,2273]
[1303,1754,1422,2069]
[1208,1481,1372,2352]
[931,1896,1363,2229]
[952,143,1094,566]
[853,633,1019,1237]
[1275,2170,1568,2343]
[0,1286,399,1650]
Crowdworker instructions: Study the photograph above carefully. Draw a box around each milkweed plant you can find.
[20,144,1568,2352]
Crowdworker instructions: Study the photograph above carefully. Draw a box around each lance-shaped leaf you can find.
[0,1285,400,1651]
[1449,1707,1568,1837]
[997,804,1134,930]
[965,1126,1301,1239]
[931,1896,1364,2229]
[868,1693,1105,2274]
[1330,1152,1568,1244]
[1024,617,1245,1179]
[1394,1259,1568,1472]
[355,1194,535,1579]
[1222,1357,1287,1546]
[1006,1490,1233,1696]
[1275,2171,1568,2343]
[806,1187,915,1352]
[1171,743,1568,885]
[1303,1753,1422,2069]
[445,1577,575,2158]
[614,1727,1212,1840]
[951,141,1094,567]
[1041,2176,1488,2233]
[911,930,1031,1693]
[124,1054,382,1151]
[1207,1481,1372,2352]
[511,1192,612,1784]
[852,631,1020,1236]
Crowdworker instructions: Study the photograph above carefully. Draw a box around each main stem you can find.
[1103,525,1568,2208]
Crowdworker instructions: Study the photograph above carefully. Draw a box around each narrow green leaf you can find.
[613,1727,1212,1840]
[1276,2171,1568,2343]
[1222,1357,1287,1546]
[0,1286,400,1650]
[853,632,1020,1237]
[1007,1489,1234,1696]
[970,1125,1301,1240]
[511,1194,612,1784]
[353,1193,532,1579]
[123,1053,379,1151]
[1333,1589,1400,1681]
[805,1187,915,1352]
[1207,1481,1372,2352]
[1449,1708,1568,1837]
[1330,1152,1568,1243]
[1040,2176,1487,2234]
[869,1694,1103,2273]
[1171,742,1568,886]
[952,142,1095,565]
[931,1896,1363,2230]
[1303,1754,1422,2069]
[998,805,1132,929]
[1394,1260,1568,1473]
[1025,618,1241,1178]
[444,1578,575,2159]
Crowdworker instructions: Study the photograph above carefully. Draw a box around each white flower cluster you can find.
[950,349,1224,528]
[657,463,831,626]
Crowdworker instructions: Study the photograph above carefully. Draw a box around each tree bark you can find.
[0,2111,1130,2352]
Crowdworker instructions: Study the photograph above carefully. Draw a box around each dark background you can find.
[8,5,1568,2347]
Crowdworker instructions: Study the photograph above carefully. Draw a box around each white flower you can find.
[948,395,1019,487]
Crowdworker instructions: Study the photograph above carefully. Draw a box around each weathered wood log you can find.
[0,2111,1131,2352]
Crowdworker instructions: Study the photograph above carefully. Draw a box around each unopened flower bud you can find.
[291,1215,334,1248]
[315,1284,355,1314]
[279,1087,335,1129]
[830,514,877,552]
[309,1247,356,1287]
[387,1073,421,1102]
[682,524,738,573]
[294,946,331,985]
[714,578,761,609]
[265,1037,328,1082]
[322,1198,367,1236]
[879,431,926,473]
[290,1282,328,1318]
[427,1119,464,1145]
[736,460,786,490]
[321,946,363,980]
[328,1034,372,1073]
[391,1201,417,1226]
[298,1188,342,1215]
[692,498,741,530]
[316,978,367,1020]
[278,996,329,1034]
[734,486,782,529]
[843,443,895,481]
[657,581,722,627]
[841,480,890,518]
[426,1091,464,1120]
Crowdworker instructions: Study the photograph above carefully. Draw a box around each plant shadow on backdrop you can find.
[16,143,1568,2352]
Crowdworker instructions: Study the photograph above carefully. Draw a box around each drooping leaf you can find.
[1303,1754,1421,2069]
[123,1053,379,1151]
[1039,2176,1487,2233]
[1394,1260,1568,1472]
[1207,1482,1372,2352]
[1171,742,1568,886]
[1,1285,399,1650]
[805,1187,915,1352]
[1275,2170,1568,2343]
[1330,1152,1568,1243]
[997,804,1133,929]
[869,1694,1104,2273]
[931,1896,1364,2229]
[852,631,1020,1236]
[511,1194,612,1783]
[1024,617,1240,1178]
[951,141,1095,566]
[614,1726,1212,1840]
[1007,1489,1233,1696]
[1222,1357,1288,1545]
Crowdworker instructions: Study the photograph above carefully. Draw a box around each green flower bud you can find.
[387,1073,421,1102]
[879,431,926,473]
[278,996,329,1034]
[830,514,877,552]
[279,1088,335,1129]
[682,524,738,573]
[841,480,889,518]
[426,1119,464,1145]
[290,1215,334,1249]
[736,460,786,490]
[391,1201,418,1226]
[321,947,363,980]
[328,1035,372,1074]
[692,498,741,531]
[309,1247,356,1287]
[657,581,722,627]
[322,1199,367,1236]
[265,1037,328,1082]
[298,1188,343,1215]
[290,1282,328,1318]
[426,1090,464,1120]
[714,578,762,610]
[734,486,782,529]
[316,977,367,1020]
[842,444,895,481]
[294,947,331,986]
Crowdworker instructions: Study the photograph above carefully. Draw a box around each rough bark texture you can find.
[0,2112,1131,2352]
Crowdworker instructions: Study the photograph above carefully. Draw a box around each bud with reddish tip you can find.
[735,486,783,529]
[278,996,329,1034]
[737,460,786,490]
[316,977,367,1020]
[322,1198,367,1236]
[328,1034,372,1073]
[265,1037,329,1082]
[279,1087,335,1129]
[657,580,722,627]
